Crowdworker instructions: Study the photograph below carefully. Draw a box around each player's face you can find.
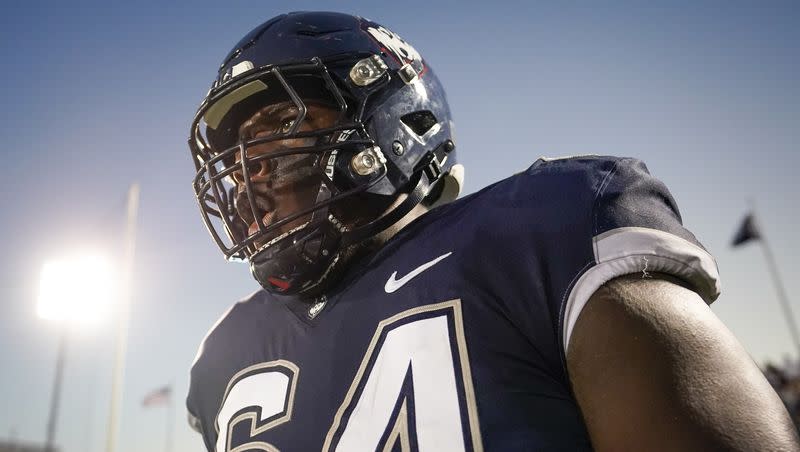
[232,101,340,246]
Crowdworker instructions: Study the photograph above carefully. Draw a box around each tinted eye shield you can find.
[193,58,358,155]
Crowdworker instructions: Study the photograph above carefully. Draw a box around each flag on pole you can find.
[142,385,171,407]
[731,213,761,247]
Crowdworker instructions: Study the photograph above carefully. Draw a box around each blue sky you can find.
[0,1,798,451]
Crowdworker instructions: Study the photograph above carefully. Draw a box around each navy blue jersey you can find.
[187,156,720,451]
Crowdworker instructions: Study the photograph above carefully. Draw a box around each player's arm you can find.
[567,272,800,451]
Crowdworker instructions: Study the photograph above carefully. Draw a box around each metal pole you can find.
[758,227,800,357]
[45,328,68,452]
[104,183,140,452]
[165,389,174,452]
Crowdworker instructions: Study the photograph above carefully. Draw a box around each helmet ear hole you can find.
[400,110,438,136]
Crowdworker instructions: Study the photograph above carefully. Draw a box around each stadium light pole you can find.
[38,253,118,452]
[105,183,140,452]
[44,328,67,452]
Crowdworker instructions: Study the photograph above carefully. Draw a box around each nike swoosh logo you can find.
[384,252,453,293]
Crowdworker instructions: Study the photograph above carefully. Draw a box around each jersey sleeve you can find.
[547,156,721,355]
[186,302,241,452]
[186,338,215,452]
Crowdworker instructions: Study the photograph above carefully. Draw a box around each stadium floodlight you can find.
[37,252,117,452]
[37,253,117,326]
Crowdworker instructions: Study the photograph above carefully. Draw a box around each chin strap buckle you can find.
[424,154,443,181]
[417,139,455,182]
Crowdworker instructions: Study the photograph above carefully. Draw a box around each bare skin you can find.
[568,273,800,451]
[233,101,343,240]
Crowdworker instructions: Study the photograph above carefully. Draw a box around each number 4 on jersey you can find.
[325,300,483,451]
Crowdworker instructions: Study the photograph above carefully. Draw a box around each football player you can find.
[186,11,799,451]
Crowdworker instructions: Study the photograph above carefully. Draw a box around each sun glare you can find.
[37,254,117,325]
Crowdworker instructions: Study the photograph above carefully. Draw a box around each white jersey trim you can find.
[562,226,720,355]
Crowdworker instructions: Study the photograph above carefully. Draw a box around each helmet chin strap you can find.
[340,170,426,247]
[340,140,451,247]
[249,140,451,295]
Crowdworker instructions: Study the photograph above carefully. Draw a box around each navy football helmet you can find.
[189,11,463,295]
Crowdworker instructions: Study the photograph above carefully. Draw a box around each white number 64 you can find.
[215,300,483,452]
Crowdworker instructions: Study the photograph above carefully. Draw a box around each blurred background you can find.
[0,1,797,451]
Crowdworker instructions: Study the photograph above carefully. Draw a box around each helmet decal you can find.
[366,26,422,67]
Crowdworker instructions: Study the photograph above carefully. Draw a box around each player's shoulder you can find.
[407,154,664,263]
[522,154,645,188]
[189,290,272,371]
[528,153,628,170]
[186,290,272,440]
[444,154,639,219]
[478,153,636,196]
